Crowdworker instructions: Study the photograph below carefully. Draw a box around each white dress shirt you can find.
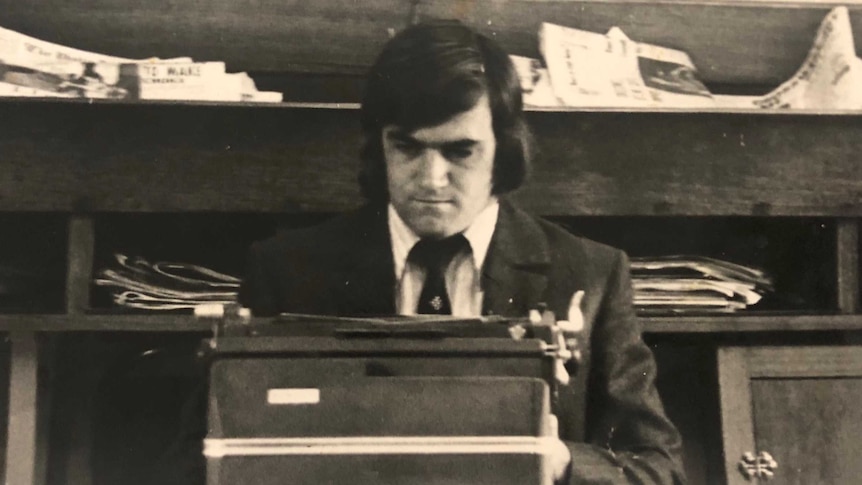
[388,201,499,316]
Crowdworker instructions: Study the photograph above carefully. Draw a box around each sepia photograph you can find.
[0,1,861,484]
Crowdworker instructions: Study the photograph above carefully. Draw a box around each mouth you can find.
[412,198,452,205]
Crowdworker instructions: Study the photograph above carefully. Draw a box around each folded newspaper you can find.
[716,6,862,110]
[0,25,281,102]
[538,23,714,108]
[94,254,240,311]
[630,255,773,314]
[510,54,564,107]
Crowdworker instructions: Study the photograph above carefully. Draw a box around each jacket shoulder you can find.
[536,217,625,265]
[500,200,626,268]
[251,206,386,260]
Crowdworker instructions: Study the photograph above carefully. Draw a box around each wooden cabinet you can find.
[0,2,861,485]
[719,346,862,485]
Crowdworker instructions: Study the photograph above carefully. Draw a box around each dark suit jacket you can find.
[240,200,685,485]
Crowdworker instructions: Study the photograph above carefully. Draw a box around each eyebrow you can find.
[386,130,479,149]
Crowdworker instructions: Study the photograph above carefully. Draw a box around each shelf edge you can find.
[0,313,861,333]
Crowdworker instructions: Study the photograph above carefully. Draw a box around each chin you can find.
[413,225,451,239]
[410,218,457,239]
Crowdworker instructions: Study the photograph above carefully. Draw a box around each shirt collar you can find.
[388,200,499,279]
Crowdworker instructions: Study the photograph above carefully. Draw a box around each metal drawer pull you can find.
[739,451,778,480]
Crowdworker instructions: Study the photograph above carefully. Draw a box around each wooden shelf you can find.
[8,96,862,115]
[2,102,862,216]
[0,97,363,110]
[642,314,862,333]
[1,313,861,333]
[0,314,211,332]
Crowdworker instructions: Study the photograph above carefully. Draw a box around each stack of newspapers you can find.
[94,254,240,311]
[630,255,774,314]
[513,6,862,110]
[512,22,714,108]
[0,25,281,102]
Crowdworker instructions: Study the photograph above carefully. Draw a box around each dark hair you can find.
[359,20,531,204]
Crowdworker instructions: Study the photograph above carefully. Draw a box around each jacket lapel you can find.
[482,200,551,317]
[334,202,552,317]
[335,206,397,316]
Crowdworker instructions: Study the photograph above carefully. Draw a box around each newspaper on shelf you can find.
[719,6,862,110]
[510,54,563,107]
[630,255,773,314]
[631,255,773,287]
[633,278,763,305]
[539,22,714,108]
[0,80,73,97]
[0,24,282,102]
[234,71,284,103]
[0,25,177,68]
[635,301,748,315]
[94,253,240,311]
[124,61,237,101]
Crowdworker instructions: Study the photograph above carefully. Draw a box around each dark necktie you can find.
[408,234,469,315]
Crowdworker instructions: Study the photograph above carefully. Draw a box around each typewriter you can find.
[198,306,581,485]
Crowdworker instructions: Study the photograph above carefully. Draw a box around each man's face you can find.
[382,96,497,238]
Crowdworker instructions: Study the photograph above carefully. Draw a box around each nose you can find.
[417,149,449,188]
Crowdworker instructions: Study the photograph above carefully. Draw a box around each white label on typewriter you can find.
[267,388,320,405]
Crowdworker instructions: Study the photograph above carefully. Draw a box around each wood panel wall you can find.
[1,101,861,216]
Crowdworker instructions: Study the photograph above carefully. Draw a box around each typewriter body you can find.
[200,309,581,485]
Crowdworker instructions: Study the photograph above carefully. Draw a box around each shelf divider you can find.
[65,215,95,315]
[59,214,97,485]
[5,332,42,485]
[837,219,860,314]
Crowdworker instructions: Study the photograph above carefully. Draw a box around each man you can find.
[240,21,685,485]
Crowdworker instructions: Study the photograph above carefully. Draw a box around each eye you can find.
[442,146,473,162]
[392,140,422,158]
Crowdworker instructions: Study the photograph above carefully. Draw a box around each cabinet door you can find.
[718,346,862,485]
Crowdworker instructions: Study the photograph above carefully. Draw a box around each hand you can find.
[567,290,584,332]
[555,290,584,333]
[549,438,572,483]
